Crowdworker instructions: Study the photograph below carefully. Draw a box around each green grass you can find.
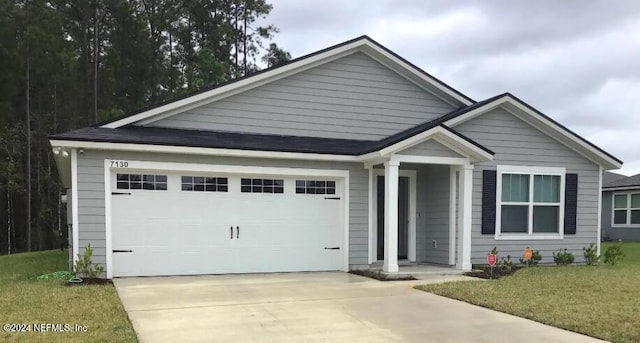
[0,250,137,343]
[417,242,640,343]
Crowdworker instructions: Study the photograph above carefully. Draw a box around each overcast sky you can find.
[259,0,640,176]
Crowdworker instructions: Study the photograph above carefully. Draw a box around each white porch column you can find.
[457,164,474,271]
[383,160,400,273]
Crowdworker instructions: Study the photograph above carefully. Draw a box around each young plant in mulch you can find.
[68,243,111,286]
[465,247,522,280]
[349,269,417,281]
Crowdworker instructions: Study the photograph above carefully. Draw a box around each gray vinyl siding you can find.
[454,108,601,264]
[398,140,463,158]
[147,52,455,140]
[416,165,451,264]
[602,190,640,241]
[75,150,369,275]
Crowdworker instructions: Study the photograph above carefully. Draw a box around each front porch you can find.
[366,159,475,273]
[362,126,494,273]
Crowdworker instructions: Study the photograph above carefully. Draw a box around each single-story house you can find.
[50,36,622,278]
[602,171,640,241]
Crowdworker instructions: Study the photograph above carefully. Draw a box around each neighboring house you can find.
[602,171,640,241]
[50,36,622,278]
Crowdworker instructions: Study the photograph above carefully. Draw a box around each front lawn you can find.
[417,242,640,343]
[0,250,137,343]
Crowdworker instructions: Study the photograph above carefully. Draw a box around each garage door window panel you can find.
[117,173,167,191]
[182,176,228,192]
[242,178,284,193]
[296,180,336,195]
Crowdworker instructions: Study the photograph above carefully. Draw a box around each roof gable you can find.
[442,93,622,170]
[100,36,473,129]
[141,51,457,140]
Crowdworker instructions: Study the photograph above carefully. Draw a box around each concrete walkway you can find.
[113,272,606,343]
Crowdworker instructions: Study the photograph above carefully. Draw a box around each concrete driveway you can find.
[113,272,605,343]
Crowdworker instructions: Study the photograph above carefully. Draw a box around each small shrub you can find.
[603,242,625,266]
[74,243,104,278]
[583,243,600,266]
[553,248,575,266]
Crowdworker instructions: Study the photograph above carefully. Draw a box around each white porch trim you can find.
[367,166,375,264]
[371,168,417,263]
[70,149,79,266]
[456,164,473,271]
[383,160,400,273]
[449,166,458,265]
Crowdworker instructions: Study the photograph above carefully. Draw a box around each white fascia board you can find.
[444,96,622,170]
[391,155,470,166]
[103,40,367,128]
[50,140,359,162]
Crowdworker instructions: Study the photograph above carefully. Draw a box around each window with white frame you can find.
[496,166,565,236]
[612,193,640,225]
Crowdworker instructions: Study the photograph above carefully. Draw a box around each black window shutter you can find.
[482,170,497,235]
[564,173,578,235]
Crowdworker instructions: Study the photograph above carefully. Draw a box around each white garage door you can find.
[110,170,345,277]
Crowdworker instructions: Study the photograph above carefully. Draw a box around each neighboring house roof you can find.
[603,171,627,186]
[603,173,640,190]
[98,35,474,129]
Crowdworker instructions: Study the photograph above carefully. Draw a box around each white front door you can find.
[111,171,344,277]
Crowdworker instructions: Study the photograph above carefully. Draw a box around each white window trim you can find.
[495,165,566,240]
[611,192,640,227]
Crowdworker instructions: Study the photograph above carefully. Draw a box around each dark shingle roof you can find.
[50,126,375,155]
[603,171,627,187]
[50,123,493,157]
[603,173,640,189]
[50,91,622,165]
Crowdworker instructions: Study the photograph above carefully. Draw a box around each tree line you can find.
[0,0,291,254]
